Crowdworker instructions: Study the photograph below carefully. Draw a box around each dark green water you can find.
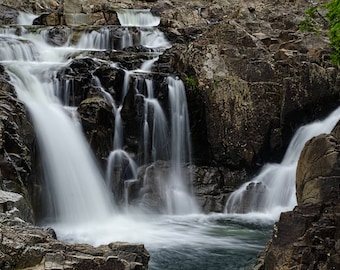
[147,214,273,270]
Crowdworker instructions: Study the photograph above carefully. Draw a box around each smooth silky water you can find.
[2,11,339,270]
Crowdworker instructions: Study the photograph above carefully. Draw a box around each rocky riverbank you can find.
[1,210,149,270]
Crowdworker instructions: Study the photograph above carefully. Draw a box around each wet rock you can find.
[0,66,35,222]
[191,165,247,213]
[45,26,70,46]
[78,96,114,164]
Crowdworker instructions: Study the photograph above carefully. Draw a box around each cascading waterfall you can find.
[225,107,340,218]
[1,9,281,270]
[96,9,198,214]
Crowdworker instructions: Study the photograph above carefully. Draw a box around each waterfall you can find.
[2,34,114,224]
[225,107,340,218]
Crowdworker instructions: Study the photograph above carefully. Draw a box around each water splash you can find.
[225,107,340,219]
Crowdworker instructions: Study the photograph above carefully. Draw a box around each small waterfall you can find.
[225,107,340,218]
[166,77,198,214]
[106,150,137,196]
[142,79,169,163]
[0,36,38,61]
[117,9,170,51]
[77,28,114,50]
[117,9,161,27]
[17,11,38,25]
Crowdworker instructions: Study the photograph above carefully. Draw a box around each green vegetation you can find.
[326,0,340,65]
[299,0,340,66]
[185,76,200,93]
[299,15,318,33]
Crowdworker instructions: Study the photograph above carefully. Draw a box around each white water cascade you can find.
[225,107,340,219]
[166,77,199,214]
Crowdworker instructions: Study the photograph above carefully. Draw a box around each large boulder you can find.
[296,124,340,205]
[78,96,115,163]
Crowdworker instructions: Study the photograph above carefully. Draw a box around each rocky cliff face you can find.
[255,122,340,270]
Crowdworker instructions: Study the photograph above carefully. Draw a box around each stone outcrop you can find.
[0,4,18,24]
[255,122,340,270]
